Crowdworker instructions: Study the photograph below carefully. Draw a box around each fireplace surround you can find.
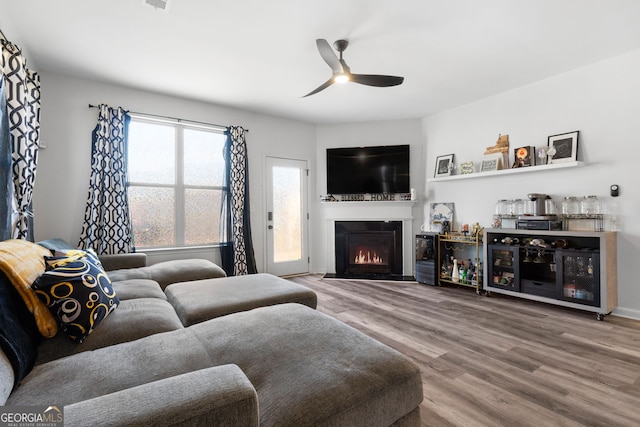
[320,200,415,280]
[334,221,403,278]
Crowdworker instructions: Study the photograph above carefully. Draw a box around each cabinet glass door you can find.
[487,245,519,291]
[558,250,600,307]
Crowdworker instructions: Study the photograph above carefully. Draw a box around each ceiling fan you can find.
[303,39,404,97]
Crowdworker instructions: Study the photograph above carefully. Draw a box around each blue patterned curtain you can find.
[78,104,134,254]
[1,35,41,241]
[220,126,257,275]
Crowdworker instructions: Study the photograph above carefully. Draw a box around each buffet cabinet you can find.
[483,229,617,320]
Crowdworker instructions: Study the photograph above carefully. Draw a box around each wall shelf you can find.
[427,161,584,183]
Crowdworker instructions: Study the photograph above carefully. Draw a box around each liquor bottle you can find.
[441,258,448,278]
[451,259,459,282]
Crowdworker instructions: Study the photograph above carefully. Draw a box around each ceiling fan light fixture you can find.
[141,0,171,12]
[334,73,350,84]
[303,38,404,97]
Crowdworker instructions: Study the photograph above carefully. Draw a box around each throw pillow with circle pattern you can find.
[32,249,119,343]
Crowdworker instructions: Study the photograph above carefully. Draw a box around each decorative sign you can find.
[460,161,475,174]
[323,193,403,202]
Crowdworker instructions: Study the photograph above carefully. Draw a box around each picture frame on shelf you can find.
[547,131,579,164]
[480,156,502,172]
[459,161,475,175]
[512,146,535,168]
[434,154,454,177]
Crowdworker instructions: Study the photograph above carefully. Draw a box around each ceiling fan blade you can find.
[351,74,404,87]
[316,39,342,74]
[302,77,335,97]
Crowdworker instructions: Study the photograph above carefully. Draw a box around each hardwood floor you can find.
[286,275,640,427]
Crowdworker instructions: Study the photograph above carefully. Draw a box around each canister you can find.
[561,197,579,216]
[581,195,600,215]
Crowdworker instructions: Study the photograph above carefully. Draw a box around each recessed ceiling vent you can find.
[142,0,170,12]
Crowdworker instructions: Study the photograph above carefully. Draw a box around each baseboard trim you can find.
[323,273,416,282]
[611,307,640,321]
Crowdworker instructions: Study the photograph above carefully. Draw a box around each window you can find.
[127,117,227,248]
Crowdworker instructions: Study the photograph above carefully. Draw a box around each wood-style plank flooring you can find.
[286,275,640,427]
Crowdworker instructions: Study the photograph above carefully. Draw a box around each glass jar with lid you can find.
[562,197,579,217]
[562,197,580,217]
[495,199,508,216]
[513,199,525,216]
[581,195,600,215]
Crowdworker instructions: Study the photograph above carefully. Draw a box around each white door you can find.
[265,157,309,276]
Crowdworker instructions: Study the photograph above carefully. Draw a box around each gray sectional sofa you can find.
[0,239,423,426]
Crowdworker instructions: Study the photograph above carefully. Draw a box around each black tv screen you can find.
[327,145,410,194]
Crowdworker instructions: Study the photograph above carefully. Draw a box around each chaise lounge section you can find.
[0,239,423,426]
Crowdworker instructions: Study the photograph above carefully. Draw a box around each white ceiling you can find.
[2,0,640,124]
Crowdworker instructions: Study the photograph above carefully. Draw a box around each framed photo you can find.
[430,202,455,233]
[480,157,501,172]
[547,131,579,164]
[434,154,454,177]
[512,146,535,168]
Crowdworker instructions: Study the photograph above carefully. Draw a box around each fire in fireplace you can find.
[335,221,403,277]
[354,250,383,265]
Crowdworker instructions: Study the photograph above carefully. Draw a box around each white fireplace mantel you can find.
[320,201,416,276]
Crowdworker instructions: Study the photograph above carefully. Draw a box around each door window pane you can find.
[185,189,222,245]
[129,187,175,247]
[273,166,302,262]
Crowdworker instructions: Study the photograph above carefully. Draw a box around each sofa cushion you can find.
[0,350,14,405]
[111,279,167,300]
[107,259,226,290]
[0,239,58,338]
[98,253,147,272]
[37,238,76,253]
[35,298,184,364]
[32,250,119,343]
[9,325,211,406]
[63,364,259,427]
[165,273,317,326]
[189,303,423,426]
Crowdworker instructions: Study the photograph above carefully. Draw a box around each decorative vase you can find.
[451,259,459,282]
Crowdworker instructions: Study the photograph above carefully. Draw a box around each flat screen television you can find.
[326,144,410,194]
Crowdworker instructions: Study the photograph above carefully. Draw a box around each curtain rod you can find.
[88,104,247,132]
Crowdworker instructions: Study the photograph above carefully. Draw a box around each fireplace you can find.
[334,221,403,278]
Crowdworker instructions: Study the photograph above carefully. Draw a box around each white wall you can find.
[312,119,426,273]
[34,72,317,270]
[423,49,640,319]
